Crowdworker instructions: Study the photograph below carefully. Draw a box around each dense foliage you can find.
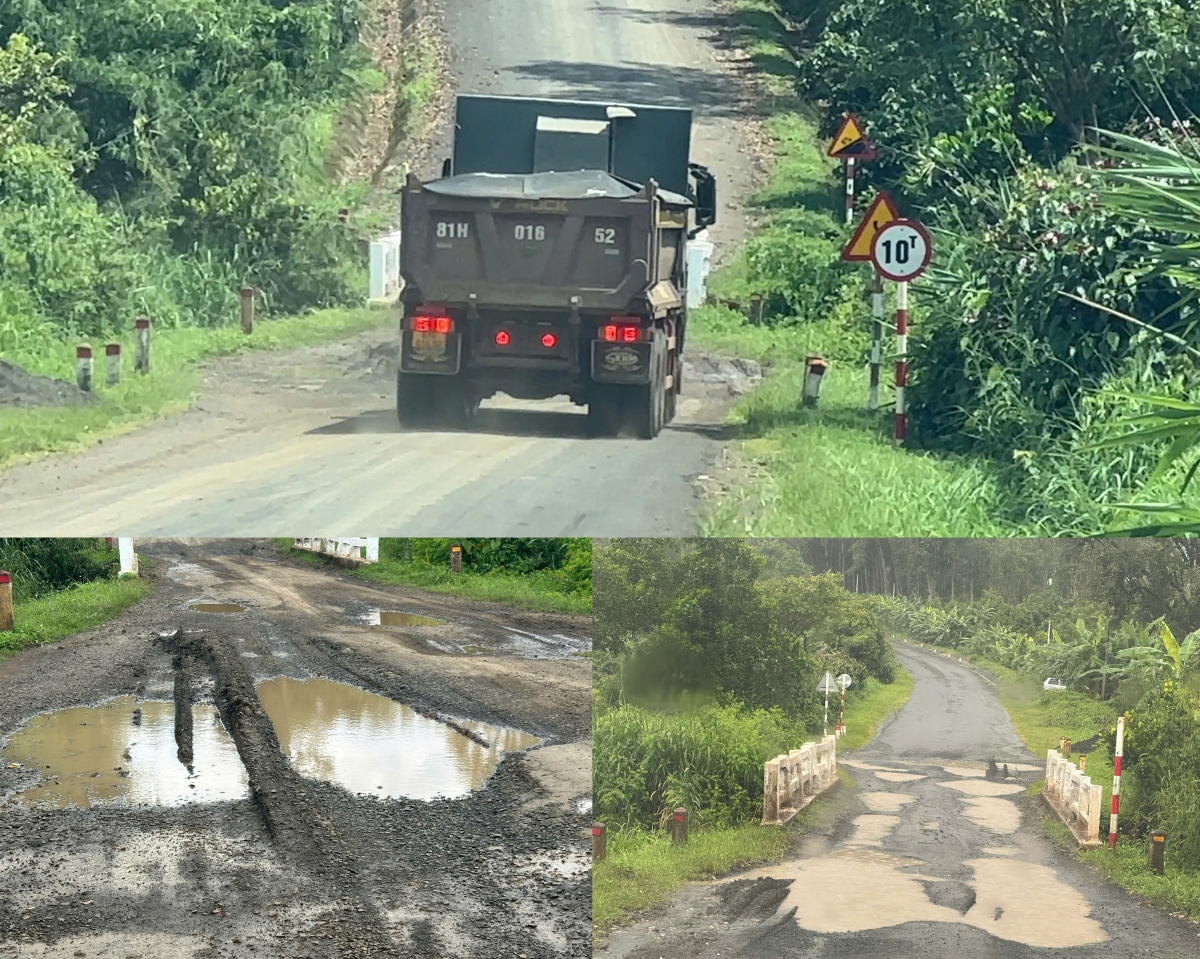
[756,1,1200,527]
[380,538,592,597]
[0,1,379,355]
[593,539,898,830]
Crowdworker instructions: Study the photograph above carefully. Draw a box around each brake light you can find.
[602,322,641,342]
[541,332,558,349]
[413,314,452,333]
[495,330,511,346]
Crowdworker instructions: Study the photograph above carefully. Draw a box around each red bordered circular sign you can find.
[870,219,933,282]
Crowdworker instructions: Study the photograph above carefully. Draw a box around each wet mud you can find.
[0,539,592,959]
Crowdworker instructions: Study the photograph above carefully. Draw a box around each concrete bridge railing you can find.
[1044,749,1103,848]
[762,735,837,826]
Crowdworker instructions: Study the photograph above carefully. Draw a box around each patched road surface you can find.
[598,643,1200,959]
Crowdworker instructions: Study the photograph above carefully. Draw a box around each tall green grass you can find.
[0,575,150,659]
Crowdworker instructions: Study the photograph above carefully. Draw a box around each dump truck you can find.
[396,94,717,438]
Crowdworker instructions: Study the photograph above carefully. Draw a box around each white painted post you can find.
[366,538,380,562]
[869,272,883,410]
[118,539,138,577]
[369,241,387,300]
[762,758,781,825]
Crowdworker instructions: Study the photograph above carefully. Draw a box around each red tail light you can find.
[412,313,453,333]
[602,321,641,342]
[495,330,511,346]
[541,332,558,348]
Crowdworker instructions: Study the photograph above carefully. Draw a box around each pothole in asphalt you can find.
[516,850,590,880]
[369,610,445,627]
[255,677,540,800]
[188,603,246,613]
[874,770,925,782]
[860,792,916,813]
[2,696,248,808]
[575,797,592,815]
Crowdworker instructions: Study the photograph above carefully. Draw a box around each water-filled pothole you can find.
[2,696,248,808]
[255,677,540,800]
[369,610,445,627]
[188,603,246,613]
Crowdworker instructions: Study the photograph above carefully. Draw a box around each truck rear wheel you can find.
[627,346,666,440]
[398,373,476,430]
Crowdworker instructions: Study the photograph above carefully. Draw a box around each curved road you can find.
[599,643,1200,959]
[0,0,760,536]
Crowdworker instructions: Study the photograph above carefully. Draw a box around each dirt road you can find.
[599,643,1200,959]
[0,0,763,536]
[0,539,592,959]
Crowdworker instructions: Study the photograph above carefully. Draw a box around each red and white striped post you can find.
[838,684,846,734]
[894,281,909,443]
[1109,714,1125,849]
[869,272,883,411]
[844,158,857,225]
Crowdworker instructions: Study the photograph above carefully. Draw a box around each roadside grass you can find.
[0,306,394,467]
[837,667,913,750]
[275,543,591,616]
[593,771,852,936]
[593,666,912,936]
[0,575,150,660]
[690,8,1042,536]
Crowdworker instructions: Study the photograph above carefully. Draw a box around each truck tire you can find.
[398,373,476,430]
[627,346,666,440]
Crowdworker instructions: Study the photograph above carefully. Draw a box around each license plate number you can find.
[411,331,447,356]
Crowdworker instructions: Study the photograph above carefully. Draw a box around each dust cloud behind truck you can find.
[397,94,717,438]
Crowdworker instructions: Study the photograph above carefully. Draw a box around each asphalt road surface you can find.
[599,643,1200,959]
[0,539,592,959]
[0,0,761,535]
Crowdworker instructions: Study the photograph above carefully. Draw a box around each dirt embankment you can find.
[0,539,592,959]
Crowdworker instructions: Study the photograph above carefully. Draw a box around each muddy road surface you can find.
[0,540,592,959]
[0,0,765,536]
[599,643,1200,959]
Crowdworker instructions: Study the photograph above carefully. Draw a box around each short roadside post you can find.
[870,219,933,445]
[118,538,138,578]
[240,285,256,334]
[76,345,93,392]
[450,543,463,574]
[671,807,689,845]
[0,571,13,632]
[135,317,151,373]
[748,293,764,326]
[818,671,837,737]
[1109,714,1125,849]
[802,355,828,407]
[836,673,853,735]
[592,822,607,863]
[105,343,121,387]
[1148,832,1166,875]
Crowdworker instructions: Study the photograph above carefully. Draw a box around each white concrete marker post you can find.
[105,343,121,387]
[118,539,138,577]
[76,345,93,392]
[135,317,151,373]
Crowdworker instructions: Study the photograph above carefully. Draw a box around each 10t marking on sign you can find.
[871,220,932,282]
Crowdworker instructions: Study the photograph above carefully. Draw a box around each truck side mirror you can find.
[690,163,716,230]
[441,157,452,178]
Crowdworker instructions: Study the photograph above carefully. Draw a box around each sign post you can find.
[827,115,876,225]
[842,191,901,411]
[818,671,837,737]
[836,673,853,735]
[870,220,933,444]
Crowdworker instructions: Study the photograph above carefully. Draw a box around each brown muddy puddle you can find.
[255,677,540,800]
[370,610,445,627]
[187,603,246,613]
[2,697,247,808]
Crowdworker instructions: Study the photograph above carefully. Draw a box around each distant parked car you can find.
[1043,677,1068,691]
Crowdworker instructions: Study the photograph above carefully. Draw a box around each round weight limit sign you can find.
[871,220,932,282]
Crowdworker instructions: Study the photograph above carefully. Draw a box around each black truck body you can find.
[396,95,716,437]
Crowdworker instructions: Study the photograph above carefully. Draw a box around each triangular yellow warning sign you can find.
[827,114,876,160]
[841,191,901,262]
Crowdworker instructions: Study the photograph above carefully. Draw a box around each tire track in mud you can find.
[157,627,402,956]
